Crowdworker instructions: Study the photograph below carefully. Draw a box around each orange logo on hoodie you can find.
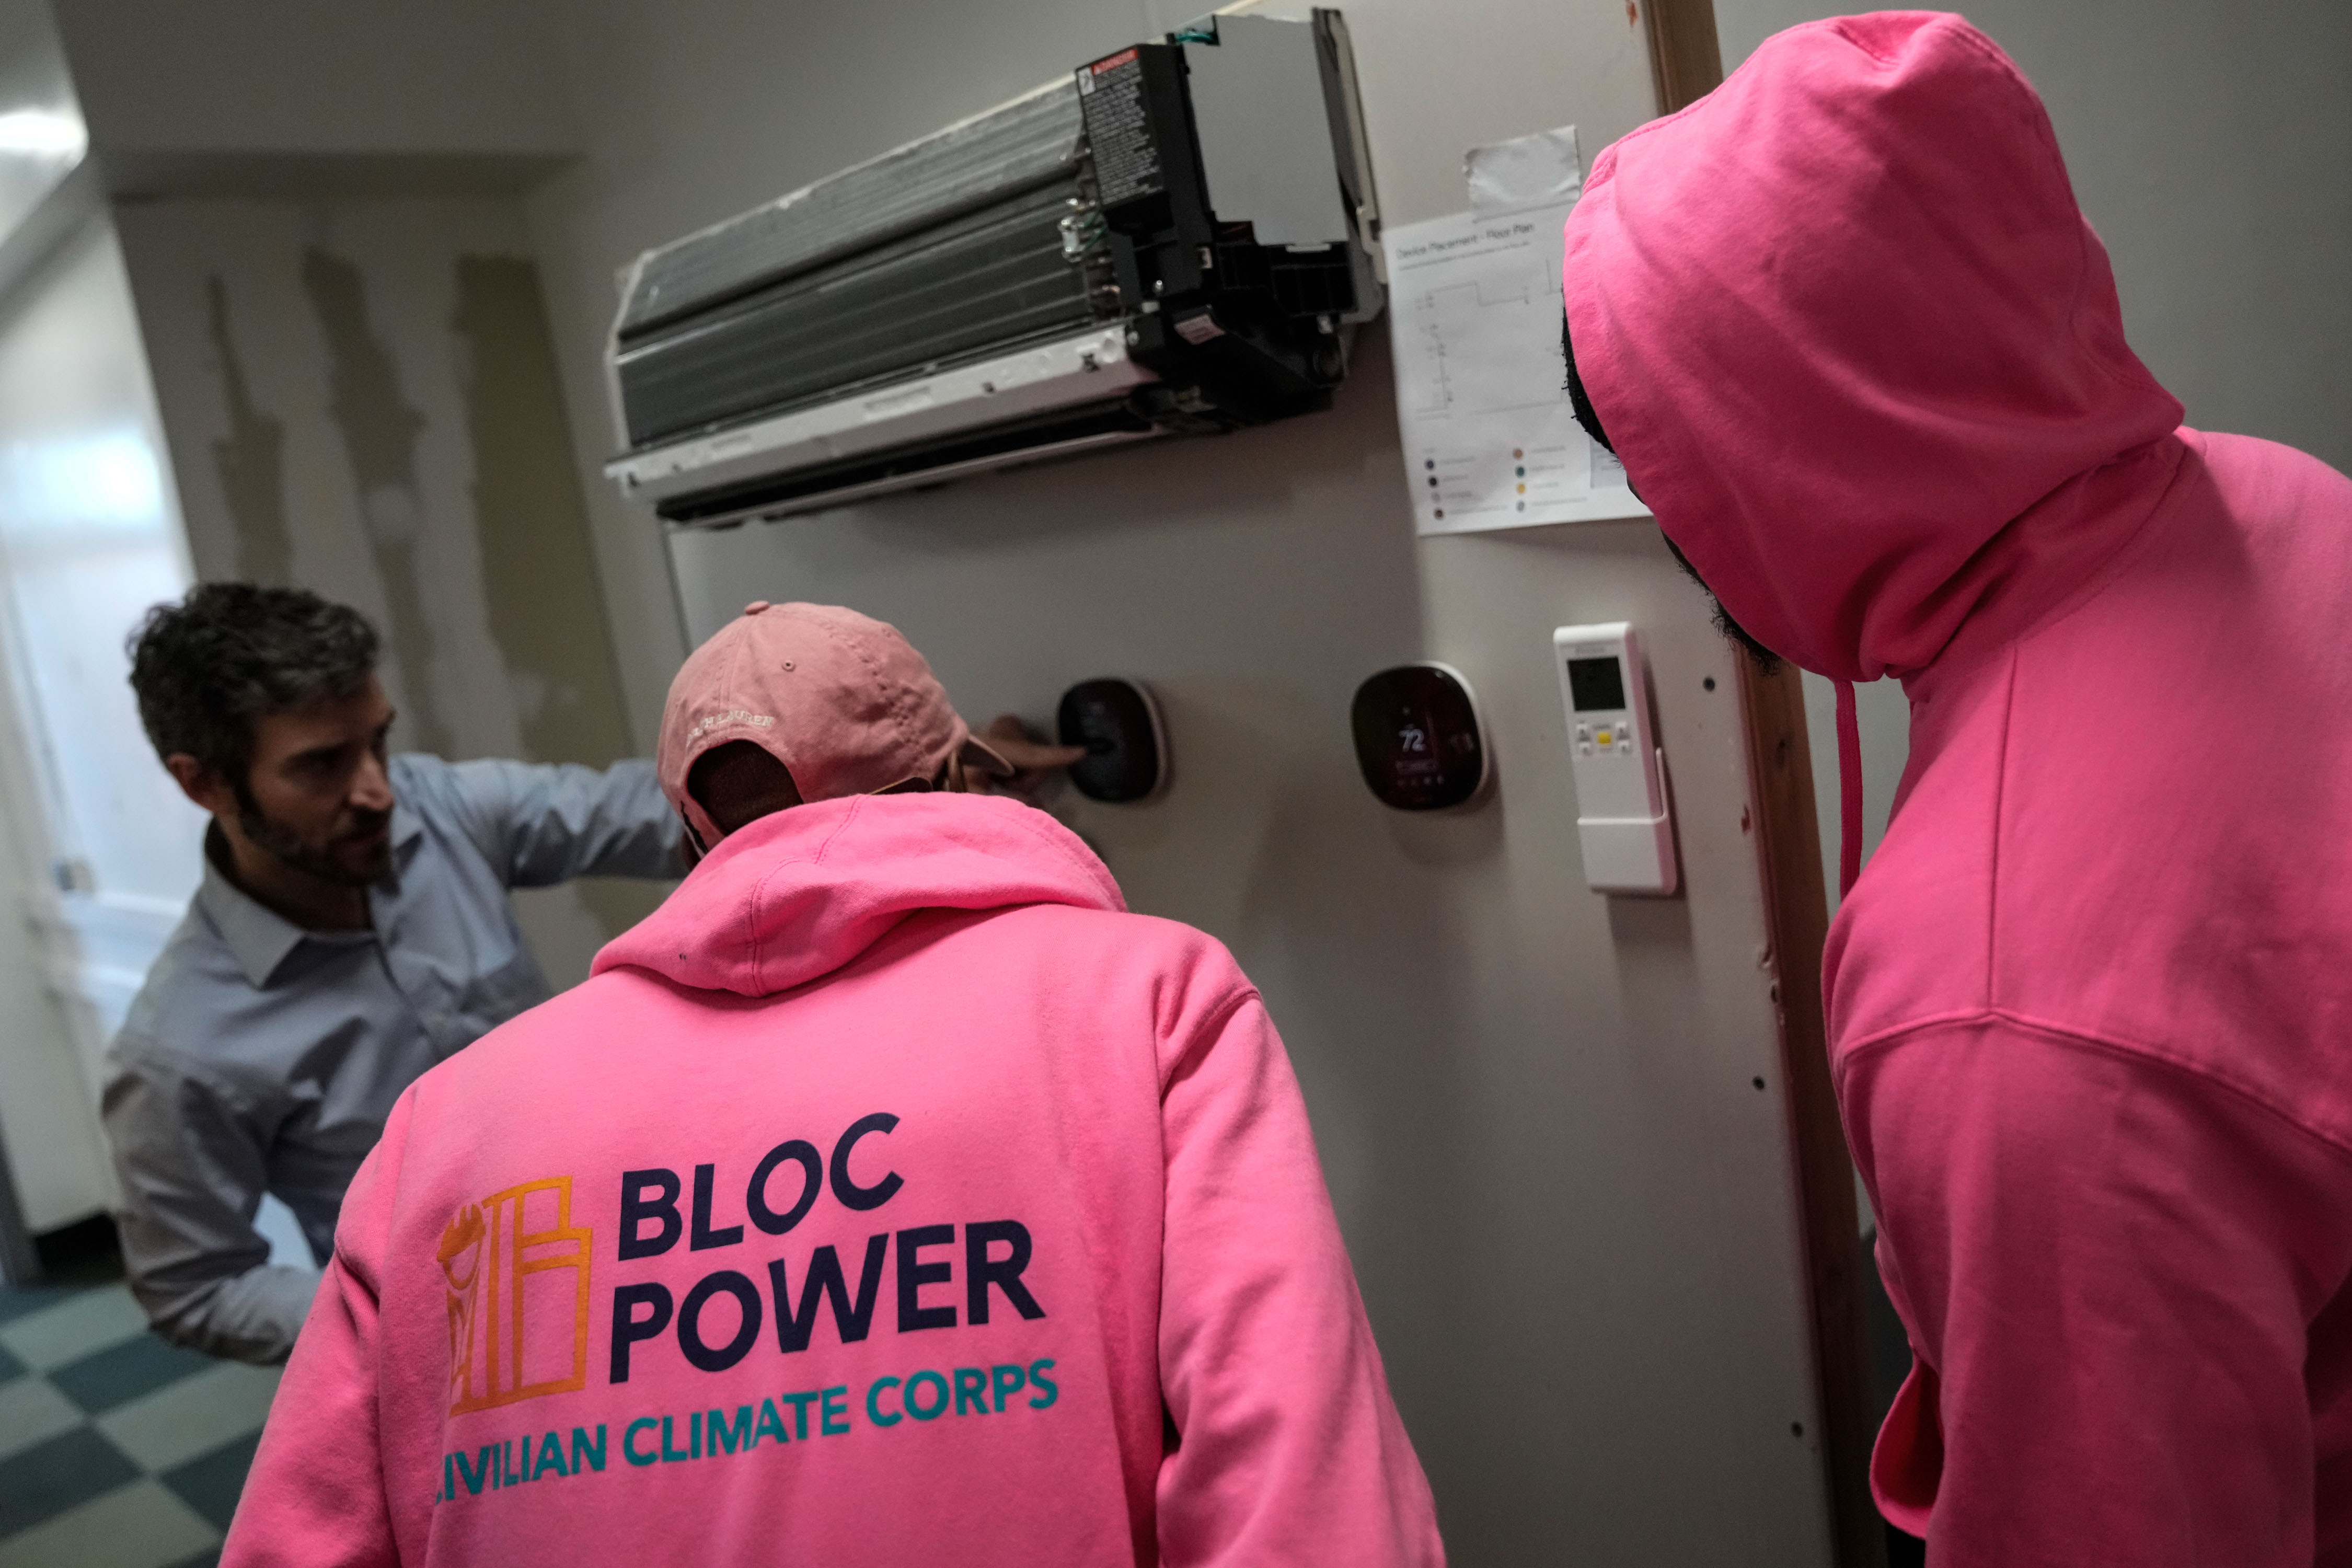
[438,1177,593,1414]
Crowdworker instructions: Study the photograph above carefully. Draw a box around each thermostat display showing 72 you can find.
[1553,622,1679,894]
[1351,663,1491,812]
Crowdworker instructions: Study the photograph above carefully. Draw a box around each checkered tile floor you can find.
[0,1277,279,1567]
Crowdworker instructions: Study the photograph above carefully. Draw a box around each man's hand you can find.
[976,714,1086,802]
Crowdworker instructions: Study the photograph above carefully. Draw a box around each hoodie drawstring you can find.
[1835,678,1863,898]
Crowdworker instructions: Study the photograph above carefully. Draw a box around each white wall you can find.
[1713,0,2352,904]
[52,0,572,165]
[525,2,1839,1561]
[0,217,193,1231]
[0,0,79,236]
[0,0,102,1246]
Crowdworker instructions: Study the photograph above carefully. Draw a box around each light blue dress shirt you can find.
[101,754,678,1363]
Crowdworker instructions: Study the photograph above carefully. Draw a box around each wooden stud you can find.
[1737,655,1884,1568]
[1641,0,1728,124]
[1632,2,1888,1562]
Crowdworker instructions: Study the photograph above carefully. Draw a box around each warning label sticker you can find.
[1172,310,1224,345]
[1077,49,1162,206]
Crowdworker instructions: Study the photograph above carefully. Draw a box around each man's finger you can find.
[997,739,1090,770]
[978,714,1087,774]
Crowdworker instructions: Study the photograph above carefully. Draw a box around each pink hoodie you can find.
[222,792,1442,1566]
[1566,13,2352,1565]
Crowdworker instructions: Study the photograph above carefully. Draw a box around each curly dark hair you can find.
[127,584,380,782]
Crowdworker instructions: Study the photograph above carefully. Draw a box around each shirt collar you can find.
[390,799,426,863]
[196,804,424,988]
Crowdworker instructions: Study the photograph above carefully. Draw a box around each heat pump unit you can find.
[604,10,1381,527]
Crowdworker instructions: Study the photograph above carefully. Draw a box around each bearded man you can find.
[104,583,689,1363]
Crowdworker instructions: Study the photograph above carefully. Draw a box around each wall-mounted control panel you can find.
[1058,678,1169,803]
[1352,663,1491,811]
[1553,623,1678,895]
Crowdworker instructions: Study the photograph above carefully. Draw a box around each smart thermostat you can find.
[1351,663,1491,811]
[1057,678,1168,803]
[1553,622,1678,894]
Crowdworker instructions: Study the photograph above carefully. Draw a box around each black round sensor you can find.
[1057,678,1168,803]
[1351,663,1490,811]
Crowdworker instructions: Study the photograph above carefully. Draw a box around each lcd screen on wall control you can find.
[1554,622,1679,895]
[1566,655,1627,712]
[1351,663,1489,811]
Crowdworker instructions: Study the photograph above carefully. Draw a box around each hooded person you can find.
[1561,13,2352,1566]
[220,601,1444,1568]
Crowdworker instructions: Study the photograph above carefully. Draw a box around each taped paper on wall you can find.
[1465,124,1585,216]
[1383,125,1648,535]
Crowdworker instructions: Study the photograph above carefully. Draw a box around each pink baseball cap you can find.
[657,601,1010,846]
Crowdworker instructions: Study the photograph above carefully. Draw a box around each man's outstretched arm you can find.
[440,756,681,886]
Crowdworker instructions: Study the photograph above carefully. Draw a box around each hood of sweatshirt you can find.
[1561,10,2185,685]
[593,791,1125,997]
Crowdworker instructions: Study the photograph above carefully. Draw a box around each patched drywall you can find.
[452,255,628,764]
[299,245,452,757]
[451,253,648,938]
[116,198,664,981]
[203,276,293,586]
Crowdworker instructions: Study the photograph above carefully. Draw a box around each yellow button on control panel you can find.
[1595,729,1614,746]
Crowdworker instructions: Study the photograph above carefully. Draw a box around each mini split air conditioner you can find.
[604,10,1382,527]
